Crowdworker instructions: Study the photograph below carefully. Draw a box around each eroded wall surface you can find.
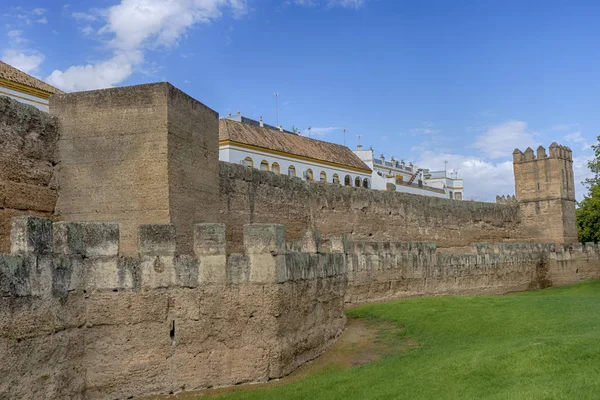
[344,240,600,305]
[0,96,58,253]
[219,162,533,253]
[0,217,346,400]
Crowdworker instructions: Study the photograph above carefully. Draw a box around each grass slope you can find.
[215,280,600,400]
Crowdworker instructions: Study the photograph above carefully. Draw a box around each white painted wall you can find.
[0,87,49,111]
[220,144,372,187]
[353,148,449,198]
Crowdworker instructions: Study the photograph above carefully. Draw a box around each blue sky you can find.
[2,0,599,201]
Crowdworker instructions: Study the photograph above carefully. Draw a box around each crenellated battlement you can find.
[495,194,517,204]
[512,142,577,245]
[1,216,347,298]
[513,142,573,163]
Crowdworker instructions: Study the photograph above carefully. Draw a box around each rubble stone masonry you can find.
[0,96,58,253]
[0,217,347,399]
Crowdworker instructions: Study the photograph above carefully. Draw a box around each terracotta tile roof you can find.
[219,119,372,172]
[0,61,63,95]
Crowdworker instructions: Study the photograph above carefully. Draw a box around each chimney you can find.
[380,154,385,161]
[259,117,264,128]
[237,111,240,115]
[279,125,283,132]
[228,113,232,117]
[357,144,363,151]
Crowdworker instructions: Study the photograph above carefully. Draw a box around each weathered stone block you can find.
[138,225,176,256]
[194,224,226,284]
[243,224,285,254]
[329,235,347,254]
[301,230,322,254]
[10,216,52,256]
[54,222,119,258]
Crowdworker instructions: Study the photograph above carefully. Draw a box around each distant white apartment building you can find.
[219,114,373,187]
[353,145,464,200]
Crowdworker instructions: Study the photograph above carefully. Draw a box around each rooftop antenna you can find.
[357,134,362,146]
[273,93,280,126]
[343,128,347,146]
[444,160,448,177]
[308,126,312,138]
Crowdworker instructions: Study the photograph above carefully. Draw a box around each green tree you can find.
[577,135,600,242]
[291,125,299,133]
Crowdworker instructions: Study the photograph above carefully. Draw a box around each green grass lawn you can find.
[215,280,600,400]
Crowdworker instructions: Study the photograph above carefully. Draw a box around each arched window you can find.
[355,177,361,187]
[305,169,314,181]
[344,175,351,186]
[320,171,327,183]
[363,178,370,189]
[272,162,280,174]
[260,160,269,171]
[288,165,296,177]
[333,174,340,184]
[243,157,253,168]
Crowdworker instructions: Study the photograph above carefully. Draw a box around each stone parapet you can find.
[0,216,347,399]
[344,239,600,305]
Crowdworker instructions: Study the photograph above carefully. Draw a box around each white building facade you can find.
[353,146,464,199]
[0,61,62,112]
[219,116,372,188]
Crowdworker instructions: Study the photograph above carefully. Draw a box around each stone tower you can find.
[513,142,577,244]
[50,82,220,255]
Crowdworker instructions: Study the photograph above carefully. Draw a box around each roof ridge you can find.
[0,61,64,95]
[219,119,371,172]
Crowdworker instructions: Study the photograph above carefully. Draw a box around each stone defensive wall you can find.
[219,162,534,253]
[0,82,593,399]
[344,240,600,305]
[2,215,599,398]
[0,96,58,253]
[0,84,561,255]
[0,216,346,399]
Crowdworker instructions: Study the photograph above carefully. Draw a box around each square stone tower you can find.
[513,142,577,244]
[50,82,219,255]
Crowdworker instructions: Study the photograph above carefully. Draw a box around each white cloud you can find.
[1,49,45,74]
[46,51,141,92]
[47,0,247,92]
[565,131,591,151]
[35,17,47,24]
[72,12,98,22]
[283,0,317,6]
[327,0,368,9]
[284,0,368,8]
[81,26,95,36]
[473,120,538,159]
[7,30,27,46]
[32,8,46,16]
[416,151,515,201]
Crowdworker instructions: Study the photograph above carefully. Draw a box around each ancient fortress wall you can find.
[344,240,600,305]
[0,217,346,399]
[50,83,220,256]
[0,96,58,253]
[219,162,533,253]
[513,144,577,244]
[0,83,593,399]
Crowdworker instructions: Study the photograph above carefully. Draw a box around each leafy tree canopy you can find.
[577,135,600,242]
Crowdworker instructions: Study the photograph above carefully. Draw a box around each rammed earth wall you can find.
[0,96,58,253]
[0,217,346,400]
